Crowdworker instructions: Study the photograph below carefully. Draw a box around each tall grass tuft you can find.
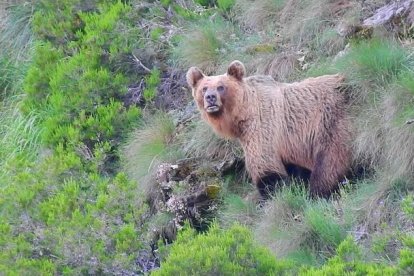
[339,40,414,196]
[254,185,310,259]
[304,203,346,248]
[219,193,258,228]
[180,119,243,161]
[0,3,34,59]
[171,17,241,74]
[0,1,39,181]
[254,184,350,262]
[122,112,179,190]
[0,3,34,96]
[234,0,286,30]
[337,39,408,90]
[0,103,41,179]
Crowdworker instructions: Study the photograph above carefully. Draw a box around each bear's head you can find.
[186,61,246,138]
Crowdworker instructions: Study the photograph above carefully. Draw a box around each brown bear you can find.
[186,60,352,198]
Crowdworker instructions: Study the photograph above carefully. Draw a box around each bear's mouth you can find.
[206,105,220,113]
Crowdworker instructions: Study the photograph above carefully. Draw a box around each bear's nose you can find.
[205,92,217,105]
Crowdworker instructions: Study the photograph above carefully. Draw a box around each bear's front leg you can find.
[257,172,289,199]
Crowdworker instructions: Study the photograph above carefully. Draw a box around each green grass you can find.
[336,38,409,88]
[304,203,346,248]
[254,185,310,259]
[217,0,236,12]
[171,16,241,74]
[0,102,41,180]
[219,193,258,227]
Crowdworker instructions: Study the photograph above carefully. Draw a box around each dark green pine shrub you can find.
[217,0,236,12]
[143,68,161,102]
[302,236,399,275]
[0,1,148,274]
[154,223,296,275]
[155,222,409,275]
[24,0,141,154]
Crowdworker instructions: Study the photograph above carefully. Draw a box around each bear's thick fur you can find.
[187,61,352,198]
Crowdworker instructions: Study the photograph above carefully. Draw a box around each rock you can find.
[150,158,226,237]
[136,249,160,273]
[363,0,413,27]
[336,22,373,39]
[336,0,414,43]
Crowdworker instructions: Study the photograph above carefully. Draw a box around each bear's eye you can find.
[217,85,225,92]
[202,87,208,94]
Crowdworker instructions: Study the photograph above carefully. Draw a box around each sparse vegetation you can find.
[1,0,414,274]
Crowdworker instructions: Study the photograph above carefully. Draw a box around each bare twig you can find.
[405,119,414,125]
[132,53,151,73]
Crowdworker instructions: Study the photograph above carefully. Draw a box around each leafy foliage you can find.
[0,0,150,274]
[217,0,236,12]
[144,68,161,102]
[156,222,411,275]
[154,222,295,275]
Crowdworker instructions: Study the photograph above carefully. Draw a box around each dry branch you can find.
[405,119,414,125]
[132,53,152,73]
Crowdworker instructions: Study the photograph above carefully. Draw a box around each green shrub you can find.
[9,258,56,275]
[114,223,142,253]
[143,68,161,102]
[399,234,414,274]
[22,41,63,112]
[150,27,164,41]
[0,1,147,274]
[24,1,141,153]
[195,0,216,7]
[154,222,296,275]
[32,0,81,45]
[302,236,399,275]
[218,0,236,11]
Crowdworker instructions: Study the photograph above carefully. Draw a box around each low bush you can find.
[154,222,295,275]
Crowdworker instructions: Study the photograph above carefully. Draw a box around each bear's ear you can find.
[227,60,245,81]
[186,67,204,88]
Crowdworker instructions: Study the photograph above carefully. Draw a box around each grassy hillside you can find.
[0,0,413,274]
